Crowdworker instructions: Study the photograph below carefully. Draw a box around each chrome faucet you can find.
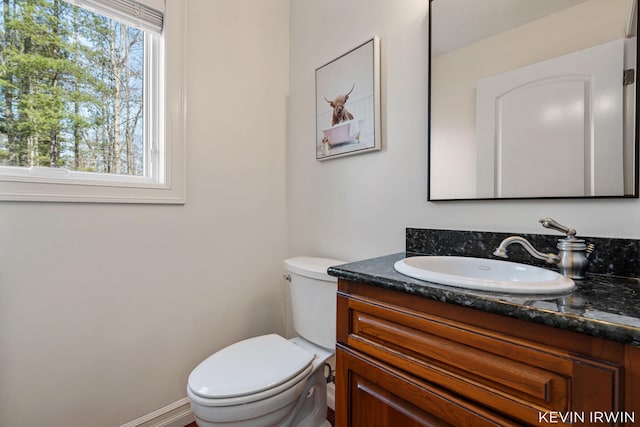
[493,218,594,280]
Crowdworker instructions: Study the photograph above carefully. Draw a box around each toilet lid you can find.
[188,334,314,399]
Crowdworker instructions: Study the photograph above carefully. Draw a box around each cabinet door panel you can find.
[336,346,519,427]
[350,374,444,427]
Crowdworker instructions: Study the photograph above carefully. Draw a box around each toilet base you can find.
[190,337,333,427]
[284,367,329,427]
[192,369,330,427]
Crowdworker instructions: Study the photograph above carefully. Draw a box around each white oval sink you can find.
[394,256,575,294]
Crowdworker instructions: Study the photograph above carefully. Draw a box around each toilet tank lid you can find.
[283,257,345,281]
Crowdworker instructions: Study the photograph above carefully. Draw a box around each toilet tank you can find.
[283,257,344,350]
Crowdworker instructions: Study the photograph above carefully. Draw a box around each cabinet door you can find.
[335,346,519,427]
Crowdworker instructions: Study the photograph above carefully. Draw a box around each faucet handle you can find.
[539,218,576,238]
[586,243,595,258]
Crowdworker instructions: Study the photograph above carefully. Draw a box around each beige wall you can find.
[287,0,640,268]
[0,1,289,426]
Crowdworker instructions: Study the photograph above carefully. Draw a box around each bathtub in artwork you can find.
[321,119,365,146]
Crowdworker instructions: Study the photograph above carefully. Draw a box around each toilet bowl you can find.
[187,257,344,427]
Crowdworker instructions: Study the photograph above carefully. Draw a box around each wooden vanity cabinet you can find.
[335,279,640,427]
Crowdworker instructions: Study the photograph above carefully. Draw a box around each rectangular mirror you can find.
[428,0,639,200]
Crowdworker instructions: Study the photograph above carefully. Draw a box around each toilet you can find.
[187,256,344,427]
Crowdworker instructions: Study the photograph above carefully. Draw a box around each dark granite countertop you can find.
[328,253,640,347]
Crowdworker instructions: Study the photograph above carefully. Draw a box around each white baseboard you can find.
[120,397,194,427]
[120,385,334,427]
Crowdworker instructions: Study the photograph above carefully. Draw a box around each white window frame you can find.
[0,0,186,204]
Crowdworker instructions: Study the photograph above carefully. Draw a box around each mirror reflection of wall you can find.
[429,0,638,200]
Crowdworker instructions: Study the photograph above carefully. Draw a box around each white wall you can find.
[0,1,289,426]
[287,0,640,265]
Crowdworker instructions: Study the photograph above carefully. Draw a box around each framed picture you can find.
[315,37,381,160]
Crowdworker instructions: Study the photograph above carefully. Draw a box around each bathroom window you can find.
[0,0,185,203]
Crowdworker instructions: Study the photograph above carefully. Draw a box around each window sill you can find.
[0,174,185,204]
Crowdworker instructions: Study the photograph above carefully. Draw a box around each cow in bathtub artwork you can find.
[321,84,365,149]
[315,37,381,160]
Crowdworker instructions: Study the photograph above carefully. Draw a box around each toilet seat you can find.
[187,363,312,407]
[187,334,315,406]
